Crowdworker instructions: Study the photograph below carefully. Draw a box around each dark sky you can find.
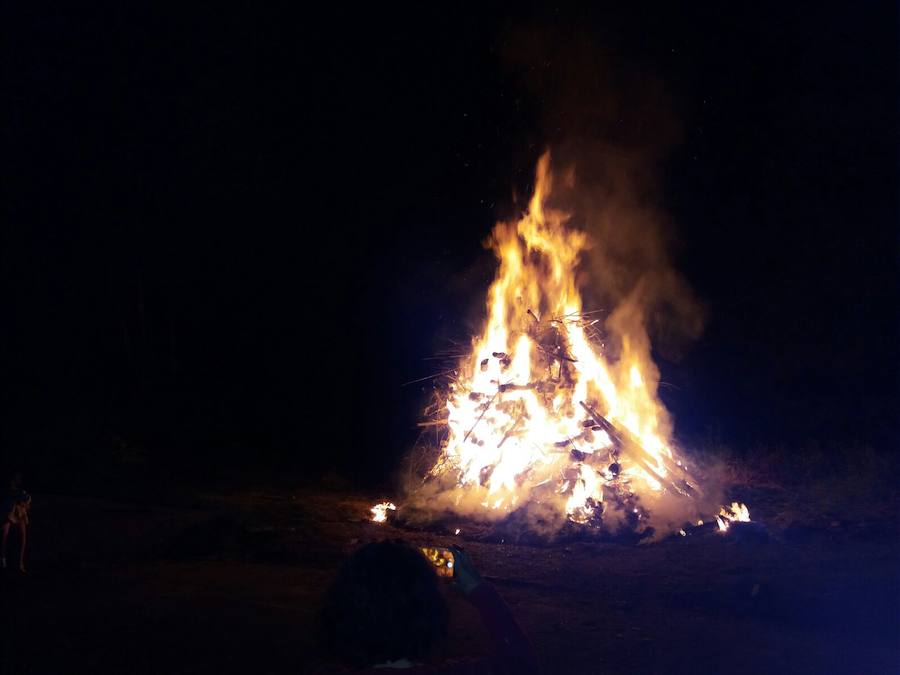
[3,4,897,486]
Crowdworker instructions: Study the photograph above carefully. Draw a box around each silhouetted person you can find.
[316,540,538,674]
[1,472,31,573]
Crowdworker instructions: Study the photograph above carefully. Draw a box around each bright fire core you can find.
[415,153,748,536]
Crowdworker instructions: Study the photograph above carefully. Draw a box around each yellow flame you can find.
[720,502,751,523]
[426,153,746,533]
[716,502,751,532]
[370,501,396,523]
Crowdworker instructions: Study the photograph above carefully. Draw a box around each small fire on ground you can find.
[370,502,396,523]
[716,502,751,532]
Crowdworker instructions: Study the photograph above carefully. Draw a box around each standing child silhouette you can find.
[1,472,31,573]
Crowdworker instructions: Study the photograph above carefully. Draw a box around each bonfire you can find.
[377,153,748,539]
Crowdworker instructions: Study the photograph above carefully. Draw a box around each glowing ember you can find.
[370,501,396,523]
[413,153,749,537]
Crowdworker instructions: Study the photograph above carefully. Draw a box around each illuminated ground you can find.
[0,485,896,674]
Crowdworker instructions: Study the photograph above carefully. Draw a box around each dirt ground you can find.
[0,485,896,675]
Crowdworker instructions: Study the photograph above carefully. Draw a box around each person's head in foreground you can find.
[318,540,450,668]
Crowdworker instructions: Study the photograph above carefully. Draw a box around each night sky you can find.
[3,5,897,488]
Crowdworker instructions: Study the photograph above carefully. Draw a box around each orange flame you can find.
[716,502,751,532]
[420,153,747,536]
[370,501,396,523]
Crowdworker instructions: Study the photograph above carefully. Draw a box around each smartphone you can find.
[420,546,455,578]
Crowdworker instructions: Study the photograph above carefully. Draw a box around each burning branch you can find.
[579,401,702,499]
[462,389,500,443]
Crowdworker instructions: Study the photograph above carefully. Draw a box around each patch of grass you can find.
[691,438,899,529]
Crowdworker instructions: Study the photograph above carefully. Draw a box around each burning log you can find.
[497,382,535,393]
[578,402,626,447]
[578,401,700,499]
[416,419,449,428]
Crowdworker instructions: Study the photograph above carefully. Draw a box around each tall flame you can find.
[421,153,744,536]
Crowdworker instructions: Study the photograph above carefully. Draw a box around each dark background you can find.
[3,4,897,490]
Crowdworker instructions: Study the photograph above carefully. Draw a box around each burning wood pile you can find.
[377,154,748,540]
